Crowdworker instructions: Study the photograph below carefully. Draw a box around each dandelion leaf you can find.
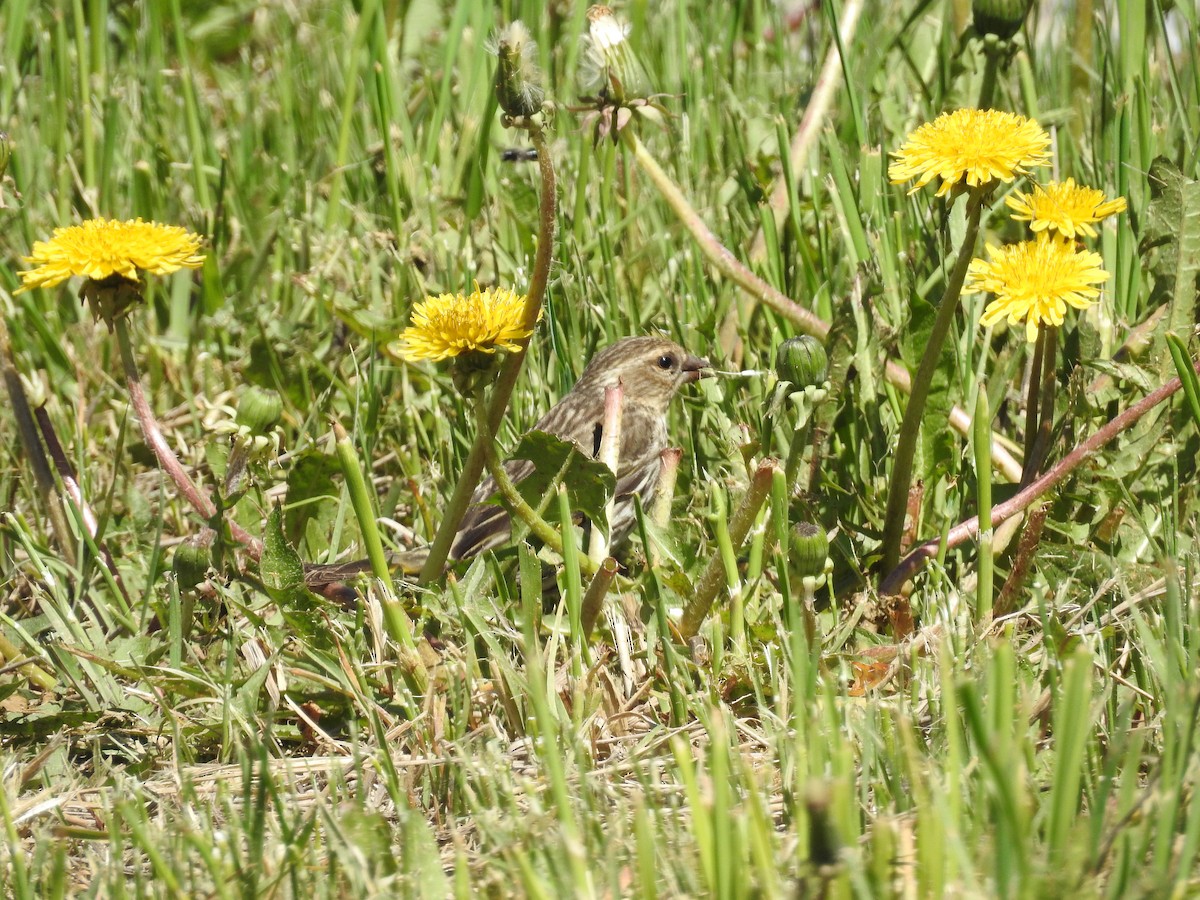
[261,503,326,643]
[1139,157,1200,370]
[511,430,617,537]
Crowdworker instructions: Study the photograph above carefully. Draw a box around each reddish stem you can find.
[880,366,1195,596]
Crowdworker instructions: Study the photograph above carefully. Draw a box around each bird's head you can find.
[576,336,711,413]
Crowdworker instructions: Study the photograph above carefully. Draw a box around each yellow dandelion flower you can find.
[16,217,205,293]
[888,108,1051,197]
[390,285,534,362]
[1005,178,1127,239]
[965,234,1110,342]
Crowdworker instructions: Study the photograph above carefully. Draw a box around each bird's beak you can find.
[682,354,712,383]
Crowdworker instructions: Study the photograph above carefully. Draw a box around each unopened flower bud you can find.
[173,537,213,590]
[0,132,11,180]
[972,0,1034,41]
[493,21,545,118]
[579,5,649,104]
[775,336,828,388]
[791,522,830,580]
[236,386,284,436]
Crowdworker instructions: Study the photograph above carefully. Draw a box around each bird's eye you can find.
[657,354,676,370]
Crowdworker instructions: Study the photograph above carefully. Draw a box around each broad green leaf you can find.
[261,504,324,642]
[1139,157,1200,373]
[509,430,617,538]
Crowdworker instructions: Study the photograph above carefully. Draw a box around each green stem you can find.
[976,39,1003,110]
[473,388,597,578]
[879,190,986,580]
[1021,325,1047,472]
[1024,325,1059,484]
[419,122,557,582]
[580,556,619,639]
[679,459,778,640]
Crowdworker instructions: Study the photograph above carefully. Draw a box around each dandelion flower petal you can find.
[16,218,205,293]
[889,108,1051,197]
[965,234,1109,341]
[1005,178,1127,239]
[391,285,535,362]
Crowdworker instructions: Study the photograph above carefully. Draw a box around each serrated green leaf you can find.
[1083,358,1158,394]
[1139,157,1200,373]
[510,430,616,537]
[261,504,323,641]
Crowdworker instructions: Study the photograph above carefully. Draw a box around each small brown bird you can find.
[452,335,710,560]
[305,336,709,591]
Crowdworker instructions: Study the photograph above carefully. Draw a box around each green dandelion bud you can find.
[173,537,213,590]
[775,336,828,388]
[235,386,284,437]
[493,21,545,119]
[791,522,830,580]
[0,132,11,180]
[972,0,1035,41]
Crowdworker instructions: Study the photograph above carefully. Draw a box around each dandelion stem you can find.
[977,40,1003,110]
[113,317,261,555]
[623,128,1023,483]
[1022,325,1047,471]
[473,389,597,579]
[419,121,557,582]
[581,556,619,639]
[879,189,986,581]
[1023,325,1059,484]
[880,360,1200,595]
[679,458,778,640]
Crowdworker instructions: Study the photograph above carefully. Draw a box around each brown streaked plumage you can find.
[451,336,710,560]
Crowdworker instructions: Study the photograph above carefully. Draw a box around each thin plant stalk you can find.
[588,383,624,563]
[113,317,261,555]
[1022,325,1047,469]
[974,388,994,622]
[622,128,1023,484]
[333,421,426,692]
[879,189,987,579]
[880,360,1200,594]
[679,459,778,640]
[1024,326,1059,484]
[472,387,598,579]
[976,39,1004,110]
[419,123,557,583]
[580,556,619,639]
